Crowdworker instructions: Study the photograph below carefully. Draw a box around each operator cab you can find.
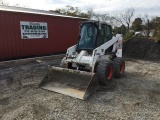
[77,21,113,52]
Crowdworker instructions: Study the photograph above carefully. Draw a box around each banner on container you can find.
[20,21,48,39]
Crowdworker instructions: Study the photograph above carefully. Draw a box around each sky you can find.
[4,0,160,16]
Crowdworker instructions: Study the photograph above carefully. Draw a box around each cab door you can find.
[96,24,112,47]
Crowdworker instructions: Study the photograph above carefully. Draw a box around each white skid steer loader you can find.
[39,21,125,100]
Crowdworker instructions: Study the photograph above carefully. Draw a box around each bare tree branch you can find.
[0,0,9,6]
[142,14,151,37]
[87,8,95,19]
[120,8,135,31]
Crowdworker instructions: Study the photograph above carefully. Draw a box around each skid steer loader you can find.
[39,21,125,100]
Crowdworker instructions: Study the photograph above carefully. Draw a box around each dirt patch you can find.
[0,59,160,120]
[123,38,160,61]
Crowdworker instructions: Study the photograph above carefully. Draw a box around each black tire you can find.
[97,60,114,85]
[114,58,125,78]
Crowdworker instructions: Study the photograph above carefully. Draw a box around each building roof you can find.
[0,5,87,19]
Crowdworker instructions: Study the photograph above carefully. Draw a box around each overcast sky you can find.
[5,0,160,16]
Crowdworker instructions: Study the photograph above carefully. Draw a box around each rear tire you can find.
[114,58,125,78]
[97,60,114,85]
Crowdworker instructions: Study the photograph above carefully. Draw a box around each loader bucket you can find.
[39,66,99,100]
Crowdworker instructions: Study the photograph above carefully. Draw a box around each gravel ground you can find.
[0,58,160,120]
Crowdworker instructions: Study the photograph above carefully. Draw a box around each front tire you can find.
[97,60,114,85]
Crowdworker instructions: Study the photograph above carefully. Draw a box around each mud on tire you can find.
[96,60,114,85]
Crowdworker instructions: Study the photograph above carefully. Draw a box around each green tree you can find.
[113,24,126,35]
[51,5,89,18]
[150,17,160,39]
[131,18,142,31]
[150,17,160,29]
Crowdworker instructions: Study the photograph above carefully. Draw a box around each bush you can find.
[123,32,133,41]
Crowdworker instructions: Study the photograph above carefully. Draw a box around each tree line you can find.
[1,0,159,41]
[52,6,160,41]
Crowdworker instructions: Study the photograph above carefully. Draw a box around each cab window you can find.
[96,24,112,47]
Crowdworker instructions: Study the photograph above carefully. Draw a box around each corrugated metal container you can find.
[0,6,86,61]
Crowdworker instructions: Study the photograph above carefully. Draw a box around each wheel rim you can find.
[107,66,113,80]
[120,63,125,74]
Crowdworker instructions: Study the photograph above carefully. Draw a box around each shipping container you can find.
[0,6,87,61]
